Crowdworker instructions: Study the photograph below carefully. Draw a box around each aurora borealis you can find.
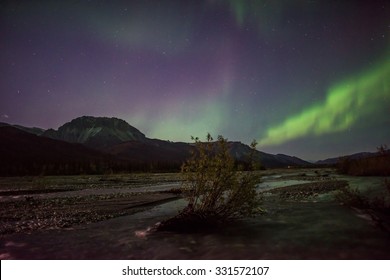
[259,58,390,146]
[1,0,389,160]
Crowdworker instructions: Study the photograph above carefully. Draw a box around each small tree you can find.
[159,134,263,232]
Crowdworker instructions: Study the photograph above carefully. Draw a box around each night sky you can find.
[1,0,389,161]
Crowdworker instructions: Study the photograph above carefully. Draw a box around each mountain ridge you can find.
[0,122,45,136]
[316,151,384,165]
[1,116,313,175]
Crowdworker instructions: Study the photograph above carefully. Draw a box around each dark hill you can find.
[316,152,380,165]
[0,122,45,135]
[0,126,118,176]
[106,139,192,168]
[227,142,311,168]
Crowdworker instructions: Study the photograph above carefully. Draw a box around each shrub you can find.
[158,134,264,232]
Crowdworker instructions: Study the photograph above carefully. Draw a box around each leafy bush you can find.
[158,134,263,231]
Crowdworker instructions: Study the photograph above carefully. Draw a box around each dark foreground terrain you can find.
[0,174,182,235]
[1,169,389,259]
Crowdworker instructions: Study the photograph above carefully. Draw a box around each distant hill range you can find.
[315,152,384,165]
[0,116,311,176]
[317,150,390,176]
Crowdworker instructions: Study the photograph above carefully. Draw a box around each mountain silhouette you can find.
[0,116,312,176]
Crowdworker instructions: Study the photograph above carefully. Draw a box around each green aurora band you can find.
[258,58,390,147]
